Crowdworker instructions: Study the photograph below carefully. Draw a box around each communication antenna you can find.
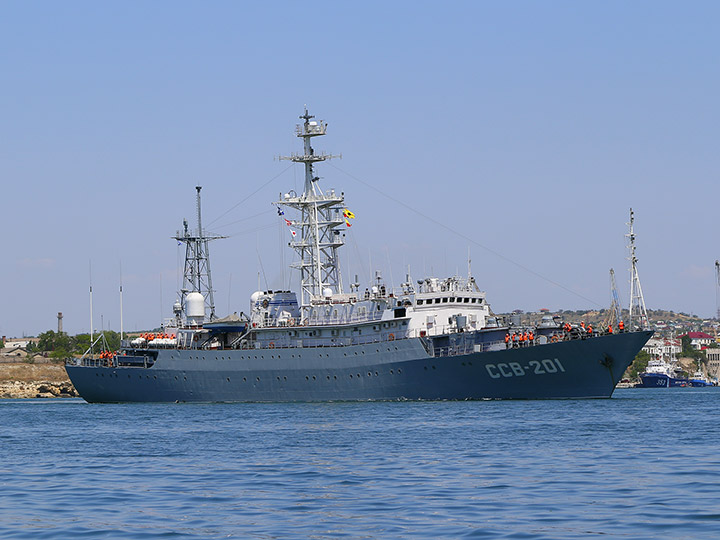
[715,260,720,320]
[607,268,622,328]
[89,261,94,356]
[119,261,124,343]
[277,107,344,318]
[174,186,226,321]
[627,208,649,329]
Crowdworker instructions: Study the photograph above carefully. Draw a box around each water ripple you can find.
[2,390,720,538]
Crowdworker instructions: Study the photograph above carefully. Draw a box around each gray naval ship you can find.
[66,109,652,402]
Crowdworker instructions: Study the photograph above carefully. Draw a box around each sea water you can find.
[1,389,719,539]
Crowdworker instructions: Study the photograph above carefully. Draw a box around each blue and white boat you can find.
[688,370,714,387]
[638,359,687,388]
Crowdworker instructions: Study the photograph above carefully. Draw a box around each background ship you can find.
[66,109,652,402]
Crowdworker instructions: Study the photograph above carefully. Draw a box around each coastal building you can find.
[642,337,681,360]
[4,339,31,350]
[679,332,715,350]
[706,349,720,381]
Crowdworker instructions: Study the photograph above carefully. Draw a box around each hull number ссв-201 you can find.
[485,359,566,379]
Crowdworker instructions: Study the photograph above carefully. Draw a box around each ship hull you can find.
[637,373,688,388]
[66,331,652,403]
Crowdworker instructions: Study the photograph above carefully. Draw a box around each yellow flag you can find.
[344,208,356,219]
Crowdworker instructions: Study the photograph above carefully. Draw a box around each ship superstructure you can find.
[66,110,653,403]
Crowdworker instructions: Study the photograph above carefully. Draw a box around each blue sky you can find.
[1,1,718,337]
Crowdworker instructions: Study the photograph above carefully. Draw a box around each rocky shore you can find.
[0,362,78,398]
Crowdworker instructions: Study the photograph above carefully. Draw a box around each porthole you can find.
[256,377,260,382]
[326,375,330,380]
[350,374,353,379]
[368,372,372,377]
[398,369,402,374]
[306,376,309,381]
[243,377,247,382]
[375,371,379,376]
[227,378,231,382]
[312,375,316,380]
[390,370,394,374]
[283,376,287,381]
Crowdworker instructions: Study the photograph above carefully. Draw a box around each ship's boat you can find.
[66,109,652,402]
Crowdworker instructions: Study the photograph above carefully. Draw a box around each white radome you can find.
[185,292,205,318]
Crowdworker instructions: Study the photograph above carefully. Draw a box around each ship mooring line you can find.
[206,164,294,228]
[330,163,603,308]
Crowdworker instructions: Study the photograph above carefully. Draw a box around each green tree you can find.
[36,330,74,359]
[680,335,705,361]
[626,350,651,380]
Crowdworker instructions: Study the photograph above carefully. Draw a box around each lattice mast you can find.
[606,268,622,328]
[174,186,225,321]
[627,208,649,329]
[715,260,720,320]
[277,108,344,318]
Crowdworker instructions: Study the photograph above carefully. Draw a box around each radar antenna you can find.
[277,108,345,318]
[174,186,226,321]
[626,208,649,330]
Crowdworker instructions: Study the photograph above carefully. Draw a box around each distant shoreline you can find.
[0,361,78,398]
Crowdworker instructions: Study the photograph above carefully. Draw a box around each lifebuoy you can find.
[388,333,395,341]
[268,342,275,349]
[551,335,558,343]
[288,318,295,327]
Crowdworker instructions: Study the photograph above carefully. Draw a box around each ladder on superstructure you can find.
[627,208,649,330]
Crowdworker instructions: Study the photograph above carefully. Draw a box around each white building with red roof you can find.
[679,332,715,350]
